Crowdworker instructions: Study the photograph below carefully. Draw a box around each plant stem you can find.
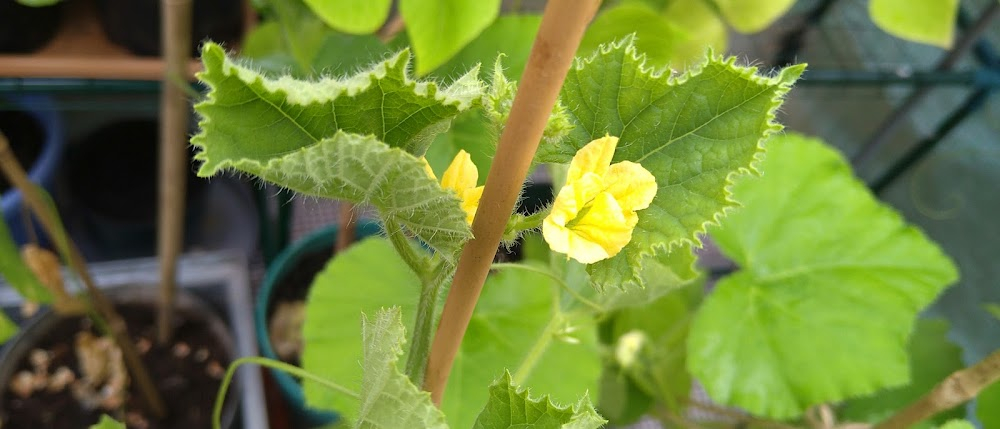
[213,356,359,429]
[511,311,561,384]
[335,202,356,252]
[156,0,192,346]
[404,260,452,386]
[875,349,1000,429]
[422,0,600,405]
[0,132,167,418]
[384,217,428,279]
[490,263,605,313]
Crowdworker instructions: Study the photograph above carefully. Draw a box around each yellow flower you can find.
[423,150,484,225]
[542,135,656,264]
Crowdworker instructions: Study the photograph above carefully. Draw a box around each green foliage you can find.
[713,0,796,33]
[301,238,422,418]
[0,198,52,303]
[977,379,1000,429]
[938,420,975,429]
[434,15,542,81]
[839,319,965,426]
[870,0,959,48]
[302,239,601,429]
[355,308,448,429]
[579,3,687,69]
[609,283,702,410]
[14,0,60,6]
[89,415,125,429]
[304,0,391,35]
[691,134,959,419]
[400,0,501,75]
[473,372,606,429]
[537,37,804,290]
[193,44,481,259]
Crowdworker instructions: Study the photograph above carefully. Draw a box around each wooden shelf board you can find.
[0,0,253,81]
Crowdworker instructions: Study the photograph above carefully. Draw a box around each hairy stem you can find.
[405,259,452,387]
[875,349,1000,429]
[0,132,167,418]
[422,0,601,405]
[384,217,429,279]
[511,311,561,384]
[213,356,358,429]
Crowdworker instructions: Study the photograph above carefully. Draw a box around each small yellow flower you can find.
[423,151,484,225]
[542,136,656,264]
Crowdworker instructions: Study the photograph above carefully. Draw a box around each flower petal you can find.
[441,149,479,193]
[569,192,634,261]
[461,186,484,224]
[605,161,657,212]
[567,135,617,184]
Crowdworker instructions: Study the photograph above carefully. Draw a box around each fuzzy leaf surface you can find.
[213,131,469,259]
[538,37,803,290]
[400,0,501,75]
[193,42,482,167]
[354,308,448,429]
[690,134,959,419]
[870,0,958,48]
[473,372,605,429]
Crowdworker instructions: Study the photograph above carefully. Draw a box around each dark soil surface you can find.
[1,304,232,429]
[0,110,44,195]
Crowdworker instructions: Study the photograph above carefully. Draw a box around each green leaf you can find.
[0,311,16,343]
[15,0,60,6]
[689,134,960,419]
[193,42,482,164]
[0,198,52,303]
[400,0,501,75]
[660,0,728,68]
[938,420,975,429]
[473,372,606,429]
[597,367,654,425]
[302,238,424,418]
[609,283,702,410]
[714,0,796,33]
[89,415,125,429]
[977,379,1000,429]
[870,0,958,48]
[305,0,392,35]
[839,318,965,426]
[212,131,469,260]
[354,307,448,429]
[443,268,601,429]
[434,15,542,82]
[310,33,390,75]
[986,303,1000,320]
[423,111,495,186]
[302,238,601,429]
[579,3,687,69]
[538,37,804,290]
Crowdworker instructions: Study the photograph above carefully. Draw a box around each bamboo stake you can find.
[422,0,600,405]
[0,132,167,418]
[156,0,193,344]
[874,349,1000,429]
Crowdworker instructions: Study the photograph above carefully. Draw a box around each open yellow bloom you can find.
[543,136,656,264]
[423,150,484,225]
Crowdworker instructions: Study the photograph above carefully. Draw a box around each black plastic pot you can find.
[0,286,239,428]
[0,0,63,54]
[96,0,244,56]
[62,118,207,261]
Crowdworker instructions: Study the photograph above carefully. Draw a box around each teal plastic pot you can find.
[255,221,382,427]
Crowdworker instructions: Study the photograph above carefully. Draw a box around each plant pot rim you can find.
[254,220,382,426]
[0,284,240,428]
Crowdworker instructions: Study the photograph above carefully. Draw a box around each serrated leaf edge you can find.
[576,36,805,289]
